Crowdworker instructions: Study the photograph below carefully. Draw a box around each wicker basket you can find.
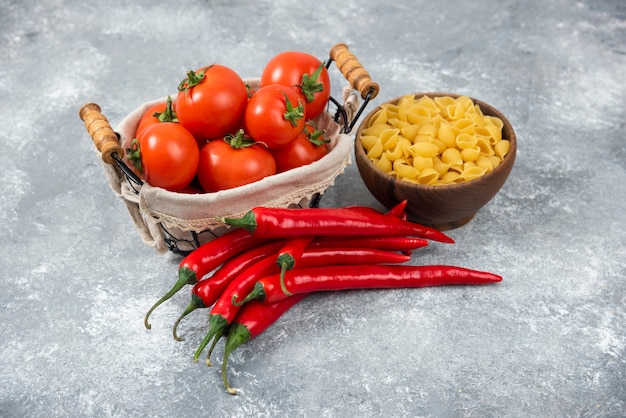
[80,44,379,254]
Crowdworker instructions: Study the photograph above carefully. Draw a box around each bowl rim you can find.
[354,91,517,190]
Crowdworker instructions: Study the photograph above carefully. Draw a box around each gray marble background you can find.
[1,0,624,416]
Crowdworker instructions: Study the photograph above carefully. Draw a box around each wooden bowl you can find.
[354,92,517,230]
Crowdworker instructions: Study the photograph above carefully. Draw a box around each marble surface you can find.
[1,0,625,416]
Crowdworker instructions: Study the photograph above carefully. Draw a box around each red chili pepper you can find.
[177,236,418,341]
[384,199,408,218]
[171,240,285,341]
[194,246,412,364]
[193,254,279,365]
[143,228,268,329]
[240,264,503,304]
[275,237,313,296]
[343,199,407,218]
[221,293,309,395]
[312,236,429,252]
[220,206,455,243]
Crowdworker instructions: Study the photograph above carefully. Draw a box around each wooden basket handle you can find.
[329,43,380,101]
[79,103,124,165]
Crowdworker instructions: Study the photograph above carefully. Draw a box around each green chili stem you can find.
[222,323,251,395]
[171,293,205,341]
[144,267,197,329]
[194,314,228,362]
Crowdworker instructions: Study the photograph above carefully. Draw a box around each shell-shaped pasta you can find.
[449,163,464,173]
[455,95,474,110]
[406,106,434,125]
[441,171,461,183]
[409,142,439,159]
[456,133,478,150]
[475,155,494,172]
[432,138,447,154]
[453,118,476,135]
[417,168,439,185]
[434,96,456,112]
[368,108,389,127]
[461,146,480,162]
[494,139,510,159]
[469,111,486,128]
[418,123,437,137]
[433,159,451,176]
[379,128,399,145]
[366,139,384,159]
[385,139,405,161]
[375,153,392,172]
[394,159,419,180]
[360,94,507,185]
[416,95,439,111]
[488,155,502,169]
[361,124,390,137]
[476,135,495,155]
[360,135,379,152]
[460,165,487,181]
[412,155,434,171]
[446,102,466,120]
[463,161,476,169]
[437,122,456,148]
[485,124,502,142]
[441,147,463,166]
[414,134,435,144]
[485,115,503,130]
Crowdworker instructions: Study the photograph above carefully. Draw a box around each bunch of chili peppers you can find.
[143,201,502,395]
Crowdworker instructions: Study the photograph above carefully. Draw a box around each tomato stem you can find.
[177,66,210,93]
[282,92,305,127]
[298,62,326,103]
[224,129,257,149]
[304,125,328,147]
[125,138,142,173]
[155,96,178,123]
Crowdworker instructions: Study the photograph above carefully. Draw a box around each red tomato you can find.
[260,51,331,120]
[135,96,177,136]
[129,122,199,192]
[244,84,306,149]
[197,134,276,192]
[176,64,248,141]
[272,124,329,172]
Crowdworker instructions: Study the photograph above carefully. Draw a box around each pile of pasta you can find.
[359,94,511,185]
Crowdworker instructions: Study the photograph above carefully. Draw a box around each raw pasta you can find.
[360,94,510,185]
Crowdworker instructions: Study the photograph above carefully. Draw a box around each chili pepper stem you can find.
[194,314,228,362]
[172,294,206,341]
[221,323,251,395]
[205,333,223,367]
[276,253,295,296]
[231,282,266,307]
[217,211,257,233]
[144,267,197,329]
